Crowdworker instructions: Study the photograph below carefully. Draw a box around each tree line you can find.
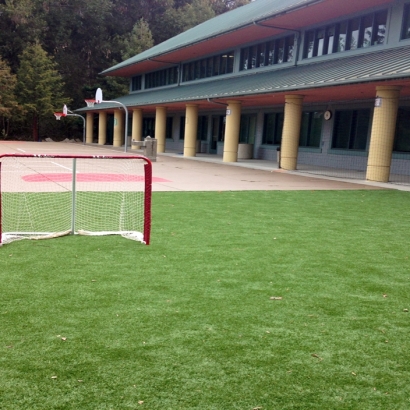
[0,0,250,141]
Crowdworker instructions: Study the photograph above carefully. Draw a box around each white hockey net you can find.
[0,154,152,246]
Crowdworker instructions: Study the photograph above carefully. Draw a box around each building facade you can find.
[81,0,410,184]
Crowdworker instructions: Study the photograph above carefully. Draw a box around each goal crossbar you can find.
[0,154,152,246]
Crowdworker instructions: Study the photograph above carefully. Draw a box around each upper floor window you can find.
[394,107,410,152]
[182,51,234,82]
[131,75,142,91]
[240,35,295,71]
[145,66,178,89]
[304,9,387,59]
[401,3,410,39]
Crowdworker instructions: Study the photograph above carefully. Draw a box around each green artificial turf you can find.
[0,190,409,409]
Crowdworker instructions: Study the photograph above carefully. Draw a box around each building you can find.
[81,0,410,184]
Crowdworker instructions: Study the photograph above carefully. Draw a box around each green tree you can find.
[15,43,67,141]
[0,58,18,138]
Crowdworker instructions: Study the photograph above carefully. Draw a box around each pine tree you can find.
[15,42,67,141]
[0,58,18,138]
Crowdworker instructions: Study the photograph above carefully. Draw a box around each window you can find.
[142,118,155,138]
[166,117,173,140]
[299,112,322,148]
[394,107,410,152]
[262,113,283,145]
[240,35,295,71]
[332,109,370,150]
[131,75,142,91]
[145,67,178,89]
[197,116,208,141]
[402,4,410,39]
[182,51,234,82]
[304,10,387,59]
[239,114,257,144]
[179,116,185,140]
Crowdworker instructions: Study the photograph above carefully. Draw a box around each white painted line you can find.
[51,161,72,171]
[17,148,26,152]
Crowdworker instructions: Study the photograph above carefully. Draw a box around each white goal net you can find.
[0,154,152,246]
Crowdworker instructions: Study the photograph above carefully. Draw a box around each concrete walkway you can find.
[0,141,405,192]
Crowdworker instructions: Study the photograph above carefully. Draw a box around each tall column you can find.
[86,112,94,144]
[98,111,107,145]
[223,100,241,162]
[280,95,304,170]
[131,109,143,150]
[366,86,401,183]
[184,104,199,157]
[155,106,167,153]
[113,109,124,147]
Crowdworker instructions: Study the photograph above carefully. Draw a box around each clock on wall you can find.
[324,110,332,120]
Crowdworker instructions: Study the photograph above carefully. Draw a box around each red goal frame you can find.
[0,154,152,245]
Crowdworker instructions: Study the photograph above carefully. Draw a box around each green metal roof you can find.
[81,46,410,111]
[101,0,314,75]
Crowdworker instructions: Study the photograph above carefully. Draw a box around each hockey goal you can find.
[0,154,152,246]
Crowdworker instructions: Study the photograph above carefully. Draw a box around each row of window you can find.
[304,10,387,59]
[240,35,295,70]
[263,108,409,152]
[138,108,409,153]
[182,51,234,82]
[131,5,410,91]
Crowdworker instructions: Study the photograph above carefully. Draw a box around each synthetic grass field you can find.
[1,190,409,409]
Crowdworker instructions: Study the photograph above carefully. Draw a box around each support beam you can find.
[223,101,241,162]
[98,111,107,145]
[280,95,304,170]
[184,104,199,157]
[155,107,167,153]
[366,86,401,183]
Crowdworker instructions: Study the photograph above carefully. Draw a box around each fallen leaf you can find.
[312,353,322,361]
[61,337,67,341]
[270,296,282,300]
[352,372,356,376]
[404,309,409,312]
[51,375,57,379]
[383,294,387,298]
[78,380,83,383]
[138,401,144,405]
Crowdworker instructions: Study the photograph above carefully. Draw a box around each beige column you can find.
[223,101,241,162]
[280,95,304,170]
[155,106,167,153]
[366,86,401,182]
[184,104,199,157]
[86,112,94,144]
[131,109,143,150]
[98,111,107,145]
[113,109,124,147]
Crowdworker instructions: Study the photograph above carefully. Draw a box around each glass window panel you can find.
[194,61,201,79]
[227,51,234,73]
[250,45,258,69]
[402,4,410,39]
[361,14,373,48]
[349,18,360,50]
[299,113,310,146]
[374,10,387,45]
[179,116,185,140]
[220,53,228,74]
[274,113,284,145]
[350,110,369,150]
[206,57,213,77]
[287,36,294,62]
[332,111,352,149]
[258,44,266,67]
[267,41,276,65]
[338,21,348,52]
[394,107,410,152]
[200,59,207,78]
[305,30,315,58]
[277,38,285,63]
[241,48,249,70]
[263,113,275,144]
[327,26,335,54]
[213,55,220,76]
[316,29,325,56]
[309,112,322,147]
[166,117,173,139]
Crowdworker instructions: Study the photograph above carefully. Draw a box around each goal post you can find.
[0,154,152,246]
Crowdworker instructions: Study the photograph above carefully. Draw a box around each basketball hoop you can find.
[54,112,66,121]
[84,99,96,108]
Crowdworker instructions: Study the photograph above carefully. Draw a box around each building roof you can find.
[83,46,410,112]
[101,0,391,77]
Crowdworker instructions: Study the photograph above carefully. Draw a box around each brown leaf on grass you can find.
[138,401,144,405]
[253,407,263,410]
[61,337,67,341]
[312,353,323,361]
[404,309,409,312]
[270,296,283,300]
[383,294,388,298]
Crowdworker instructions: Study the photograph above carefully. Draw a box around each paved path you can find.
[0,141,398,191]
